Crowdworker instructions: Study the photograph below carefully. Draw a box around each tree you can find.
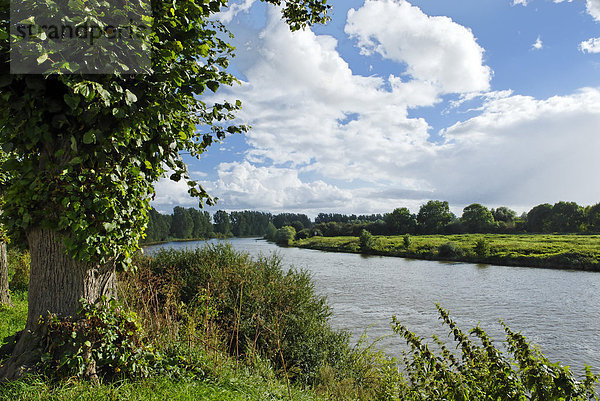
[0,236,9,307]
[526,204,553,233]
[189,209,212,239]
[417,200,455,234]
[385,207,417,235]
[264,222,278,242]
[0,151,10,306]
[0,0,330,378]
[550,201,584,233]
[586,203,600,232]
[461,203,495,233]
[144,207,172,243]
[358,229,375,251]
[492,207,517,223]
[275,226,296,246]
[213,210,232,236]
[170,206,193,239]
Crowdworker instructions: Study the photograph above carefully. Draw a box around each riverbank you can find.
[293,233,600,271]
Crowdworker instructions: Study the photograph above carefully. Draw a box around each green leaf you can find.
[125,90,137,106]
[83,131,96,145]
[64,94,80,110]
[37,53,48,64]
[206,81,219,92]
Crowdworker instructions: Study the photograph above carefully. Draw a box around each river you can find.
[145,237,600,374]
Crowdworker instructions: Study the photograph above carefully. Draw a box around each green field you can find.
[294,234,600,271]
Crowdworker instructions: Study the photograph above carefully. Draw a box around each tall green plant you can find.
[392,305,598,400]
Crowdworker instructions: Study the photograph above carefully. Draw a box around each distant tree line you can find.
[143,208,312,244]
[144,200,600,244]
[311,200,600,237]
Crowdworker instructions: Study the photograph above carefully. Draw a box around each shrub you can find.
[124,244,350,385]
[275,226,296,246]
[474,238,491,258]
[359,230,375,251]
[437,242,461,258]
[295,228,311,240]
[403,234,411,249]
[392,305,598,400]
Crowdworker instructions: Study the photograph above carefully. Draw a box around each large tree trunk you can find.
[0,228,116,380]
[25,227,117,330]
[0,240,10,307]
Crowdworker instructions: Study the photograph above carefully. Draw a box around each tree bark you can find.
[24,227,116,330]
[0,240,11,307]
[0,228,117,380]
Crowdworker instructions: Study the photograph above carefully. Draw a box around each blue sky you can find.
[152,0,600,217]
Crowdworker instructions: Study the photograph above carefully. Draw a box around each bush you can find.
[275,226,296,246]
[359,230,375,251]
[124,244,350,385]
[295,228,311,240]
[392,305,598,400]
[403,234,411,249]
[437,242,461,258]
[474,238,491,258]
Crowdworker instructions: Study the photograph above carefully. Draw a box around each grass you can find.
[1,244,597,400]
[0,291,28,348]
[0,293,324,401]
[294,233,600,271]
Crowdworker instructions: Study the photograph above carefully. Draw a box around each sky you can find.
[152,0,600,217]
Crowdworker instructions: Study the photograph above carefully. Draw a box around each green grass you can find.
[0,374,323,401]
[0,291,28,348]
[0,293,323,401]
[295,234,600,271]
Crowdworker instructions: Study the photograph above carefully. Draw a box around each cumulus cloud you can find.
[433,88,600,206]
[344,0,491,94]
[554,0,600,20]
[155,1,600,215]
[586,0,600,20]
[580,37,600,53]
[216,0,257,23]
[152,177,200,213]
[512,0,528,6]
[209,161,353,211]
[532,36,543,50]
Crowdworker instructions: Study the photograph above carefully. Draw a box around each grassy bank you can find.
[1,244,597,400]
[294,234,600,271]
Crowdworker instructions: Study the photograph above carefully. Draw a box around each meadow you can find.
[294,234,600,271]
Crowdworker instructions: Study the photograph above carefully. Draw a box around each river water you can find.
[145,237,600,374]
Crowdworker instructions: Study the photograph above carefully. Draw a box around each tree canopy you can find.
[0,0,331,270]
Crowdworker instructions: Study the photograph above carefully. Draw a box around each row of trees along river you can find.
[145,200,600,244]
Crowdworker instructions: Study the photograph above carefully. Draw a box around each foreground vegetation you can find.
[294,233,600,271]
[1,245,597,400]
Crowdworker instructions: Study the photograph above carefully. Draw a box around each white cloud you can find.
[434,88,600,205]
[554,0,600,20]
[586,0,600,20]
[580,37,600,53]
[512,0,528,6]
[155,2,600,215]
[152,177,200,213]
[345,0,491,94]
[532,36,543,50]
[209,161,353,211]
[216,0,257,23]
